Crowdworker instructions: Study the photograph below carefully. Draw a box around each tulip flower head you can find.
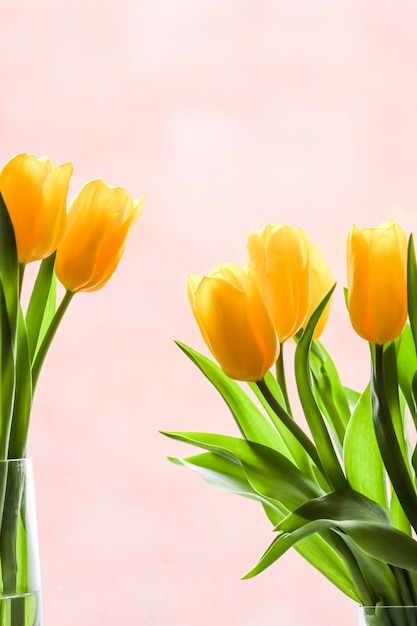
[0,153,73,264]
[55,179,143,293]
[188,263,278,381]
[347,220,407,345]
[247,224,313,342]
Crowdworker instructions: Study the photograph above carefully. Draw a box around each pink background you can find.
[2,1,417,624]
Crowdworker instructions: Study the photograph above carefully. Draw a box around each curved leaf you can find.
[295,285,347,490]
[245,495,417,582]
[162,430,323,510]
[310,340,351,451]
[397,324,417,421]
[8,310,32,459]
[371,345,417,533]
[344,385,386,507]
[25,253,57,363]
[175,341,288,452]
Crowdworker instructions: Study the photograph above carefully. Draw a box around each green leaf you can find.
[25,253,57,364]
[344,385,386,508]
[161,431,323,510]
[0,279,15,460]
[310,340,351,452]
[175,341,286,451]
[171,449,359,602]
[245,489,417,582]
[248,374,317,478]
[169,451,286,515]
[396,324,417,422]
[0,193,19,350]
[8,310,32,459]
[294,285,347,490]
[278,489,389,529]
[343,386,361,410]
[371,344,417,533]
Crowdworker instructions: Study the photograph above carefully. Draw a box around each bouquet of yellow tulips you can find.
[0,153,142,626]
[164,221,417,626]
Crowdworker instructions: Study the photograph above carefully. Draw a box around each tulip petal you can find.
[188,264,277,381]
[55,180,142,292]
[347,221,407,344]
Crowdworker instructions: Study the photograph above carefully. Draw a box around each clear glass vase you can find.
[0,458,43,626]
[359,606,417,626]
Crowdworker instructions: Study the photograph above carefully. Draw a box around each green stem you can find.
[392,567,416,608]
[330,532,375,606]
[276,343,292,416]
[256,378,328,482]
[18,264,25,298]
[31,290,74,389]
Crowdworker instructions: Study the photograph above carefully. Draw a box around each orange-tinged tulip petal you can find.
[247,224,311,342]
[55,180,143,293]
[0,153,73,263]
[347,220,407,344]
[188,263,278,381]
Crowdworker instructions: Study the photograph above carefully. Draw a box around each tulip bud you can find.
[247,224,311,342]
[0,153,73,264]
[188,263,278,381]
[347,220,407,344]
[55,179,143,293]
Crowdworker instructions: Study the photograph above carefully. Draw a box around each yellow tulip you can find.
[0,153,73,264]
[247,224,311,342]
[298,230,334,339]
[188,263,278,381]
[347,220,407,344]
[55,180,143,293]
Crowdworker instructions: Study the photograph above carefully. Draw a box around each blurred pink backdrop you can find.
[2,1,417,624]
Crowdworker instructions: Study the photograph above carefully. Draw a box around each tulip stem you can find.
[275,342,292,416]
[18,263,25,298]
[31,290,74,390]
[256,378,326,479]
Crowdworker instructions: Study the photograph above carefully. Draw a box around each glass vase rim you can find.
[360,605,417,609]
[0,457,32,464]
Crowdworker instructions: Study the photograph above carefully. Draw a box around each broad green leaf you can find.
[277,490,388,533]
[344,385,386,507]
[383,342,411,464]
[396,324,417,421]
[310,340,351,451]
[295,285,347,490]
[245,495,417,581]
[170,451,286,515]
[25,253,57,363]
[162,431,323,510]
[371,344,417,533]
[175,341,286,451]
[390,489,411,536]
